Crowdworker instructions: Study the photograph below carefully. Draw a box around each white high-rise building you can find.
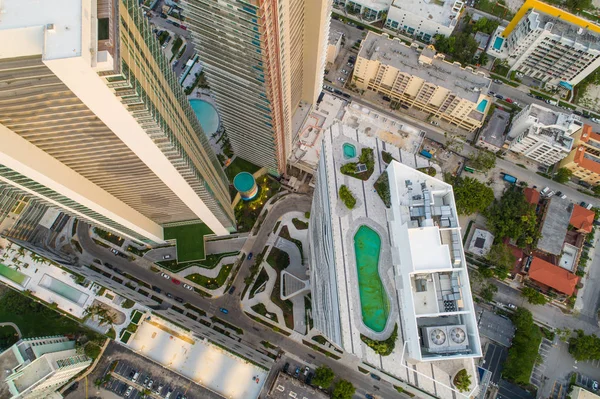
[0,336,92,399]
[0,0,236,245]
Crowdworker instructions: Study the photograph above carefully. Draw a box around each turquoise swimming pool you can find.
[343,143,357,159]
[354,226,389,332]
[493,37,504,51]
[476,99,488,113]
[40,275,89,305]
[190,99,220,135]
[233,172,258,200]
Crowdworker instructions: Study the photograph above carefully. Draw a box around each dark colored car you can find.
[152,286,162,293]
[370,373,381,381]
[247,252,253,260]
[283,363,290,373]
[228,286,236,294]
[305,372,314,385]
[573,110,583,116]
[535,95,544,100]
[175,297,184,303]
[220,307,229,314]
[294,367,301,378]
[166,292,174,298]
[382,96,391,102]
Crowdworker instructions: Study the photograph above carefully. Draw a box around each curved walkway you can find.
[176,255,239,279]
[0,322,22,339]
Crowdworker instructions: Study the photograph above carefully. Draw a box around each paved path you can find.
[175,255,238,279]
[0,322,21,339]
[205,237,246,255]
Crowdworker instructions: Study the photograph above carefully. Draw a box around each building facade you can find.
[505,104,582,165]
[334,0,391,22]
[560,125,600,186]
[0,0,235,245]
[183,0,332,175]
[353,32,491,132]
[384,0,464,42]
[0,336,91,399]
[488,0,600,88]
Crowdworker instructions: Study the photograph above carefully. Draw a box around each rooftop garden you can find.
[340,148,374,180]
[93,227,124,247]
[339,185,357,209]
[163,223,213,263]
[374,171,391,208]
[360,324,398,356]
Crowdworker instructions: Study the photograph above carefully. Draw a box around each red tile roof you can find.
[523,188,540,205]
[528,257,579,296]
[570,204,595,233]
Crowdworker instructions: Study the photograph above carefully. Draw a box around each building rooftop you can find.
[389,0,464,29]
[467,229,494,257]
[570,204,595,233]
[528,256,579,296]
[523,188,540,205]
[267,372,328,399]
[474,32,491,50]
[328,28,343,45]
[533,10,600,52]
[570,386,600,399]
[358,32,491,103]
[387,161,481,361]
[538,196,572,256]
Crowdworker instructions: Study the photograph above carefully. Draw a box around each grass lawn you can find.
[164,223,213,262]
[270,270,294,329]
[266,247,290,271]
[0,325,19,349]
[0,287,101,339]
[249,268,269,299]
[225,157,261,182]
[292,218,308,230]
[130,310,143,324]
[186,263,233,289]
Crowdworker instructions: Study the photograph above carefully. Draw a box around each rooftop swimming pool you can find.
[190,99,220,135]
[354,225,389,332]
[0,263,28,286]
[493,37,504,51]
[476,99,488,113]
[39,275,89,306]
[343,143,357,159]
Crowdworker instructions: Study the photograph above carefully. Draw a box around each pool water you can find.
[493,37,504,51]
[343,143,357,159]
[40,275,89,305]
[476,99,488,113]
[354,225,389,332]
[190,99,220,135]
[0,263,28,286]
[233,172,258,200]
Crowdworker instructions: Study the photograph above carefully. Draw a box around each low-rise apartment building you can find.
[487,0,600,89]
[560,125,600,186]
[327,29,344,65]
[384,0,464,42]
[335,0,391,22]
[353,32,491,132]
[505,103,582,165]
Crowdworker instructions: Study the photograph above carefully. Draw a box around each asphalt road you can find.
[148,16,194,76]
[76,194,409,399]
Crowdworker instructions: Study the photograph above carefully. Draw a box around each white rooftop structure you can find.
[467,229,494,257]
[385,0,464,41]
[387,161,482,361]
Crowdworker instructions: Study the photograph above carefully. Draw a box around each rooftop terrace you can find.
[358,32,491,103]
[390,0,463,29]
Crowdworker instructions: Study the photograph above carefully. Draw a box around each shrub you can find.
[339,185,356,209]
[360,324,398,356]
[374,172,391,207]
[453,369,472,392]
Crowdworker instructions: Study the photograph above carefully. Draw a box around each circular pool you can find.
[233,172,258,201]
[190,99,220,135]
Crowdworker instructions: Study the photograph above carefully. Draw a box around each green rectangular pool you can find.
[0,263,28,286]
[354,226,389,332]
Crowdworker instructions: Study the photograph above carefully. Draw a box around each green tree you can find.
[332,380,356,399]
[361,325,398,356]
[503,308,542,384]
[434,33,479,65]
[470,151,496,172]
[473,17,500,34]
[569,330,600,361]
[485,189,540,247]
[521,287,548,305]
[312,366,335,388]
[480,283,498,302]
[447,175,495,215]
[553,167,573,184]
[477,52,489,66]
[339,185,356,209]
[453,369,472,392]
[486,243,515,279]
[592,185,600,195]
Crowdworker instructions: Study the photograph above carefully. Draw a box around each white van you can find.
[131,372,140,383]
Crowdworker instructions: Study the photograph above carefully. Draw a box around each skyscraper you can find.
[183,0,332,175]
[0,0,235,245]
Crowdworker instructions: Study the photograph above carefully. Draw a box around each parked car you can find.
[573,110,583,116]
[382,96,391,102]
[175,297,184,303]
[165,389,173,399]
[304,366,310,376]
[283,363,290,373]
[166,292,174,298]
[506,303,517,310]
[306,372,314,385]
[171,278,181,285]
[505,98,513,103]
[247,252,253,260]
[294,367,301,378]
[489,91,495,96]
[180,25,187,30]
[593,380,599,391]
[495,94,504,100]
[111,248,119,255]
[493,79,503,84]
[152,286,162,293]
[163,254,171,260]
[146,379,153,389]
[125,386,134,398]
[535,95,544,100]
[161,273,171,280]
[366,395,375,399]
[591,117,600,123]
[370,373,381,381]
[430,120,439,126]
[220,307,229,314]
[182,283,193,291]
[131,371,139,382]
[228,286,236,294]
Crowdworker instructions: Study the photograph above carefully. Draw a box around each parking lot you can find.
[530,338,551,388]
[65,341,223,399]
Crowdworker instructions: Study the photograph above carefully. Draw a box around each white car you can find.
[183,283,194,291]
[125,386,134,398]
[592,117,600,124]
[161,273,171,280]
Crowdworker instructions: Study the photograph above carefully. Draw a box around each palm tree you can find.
[84,304,116,326]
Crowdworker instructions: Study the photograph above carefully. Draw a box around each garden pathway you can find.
[0,322,21,339]
[242,260,285,326]
[175,255,238,279]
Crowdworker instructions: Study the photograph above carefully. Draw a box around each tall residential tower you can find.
[183,0,332,174]
[0,0,235,245]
